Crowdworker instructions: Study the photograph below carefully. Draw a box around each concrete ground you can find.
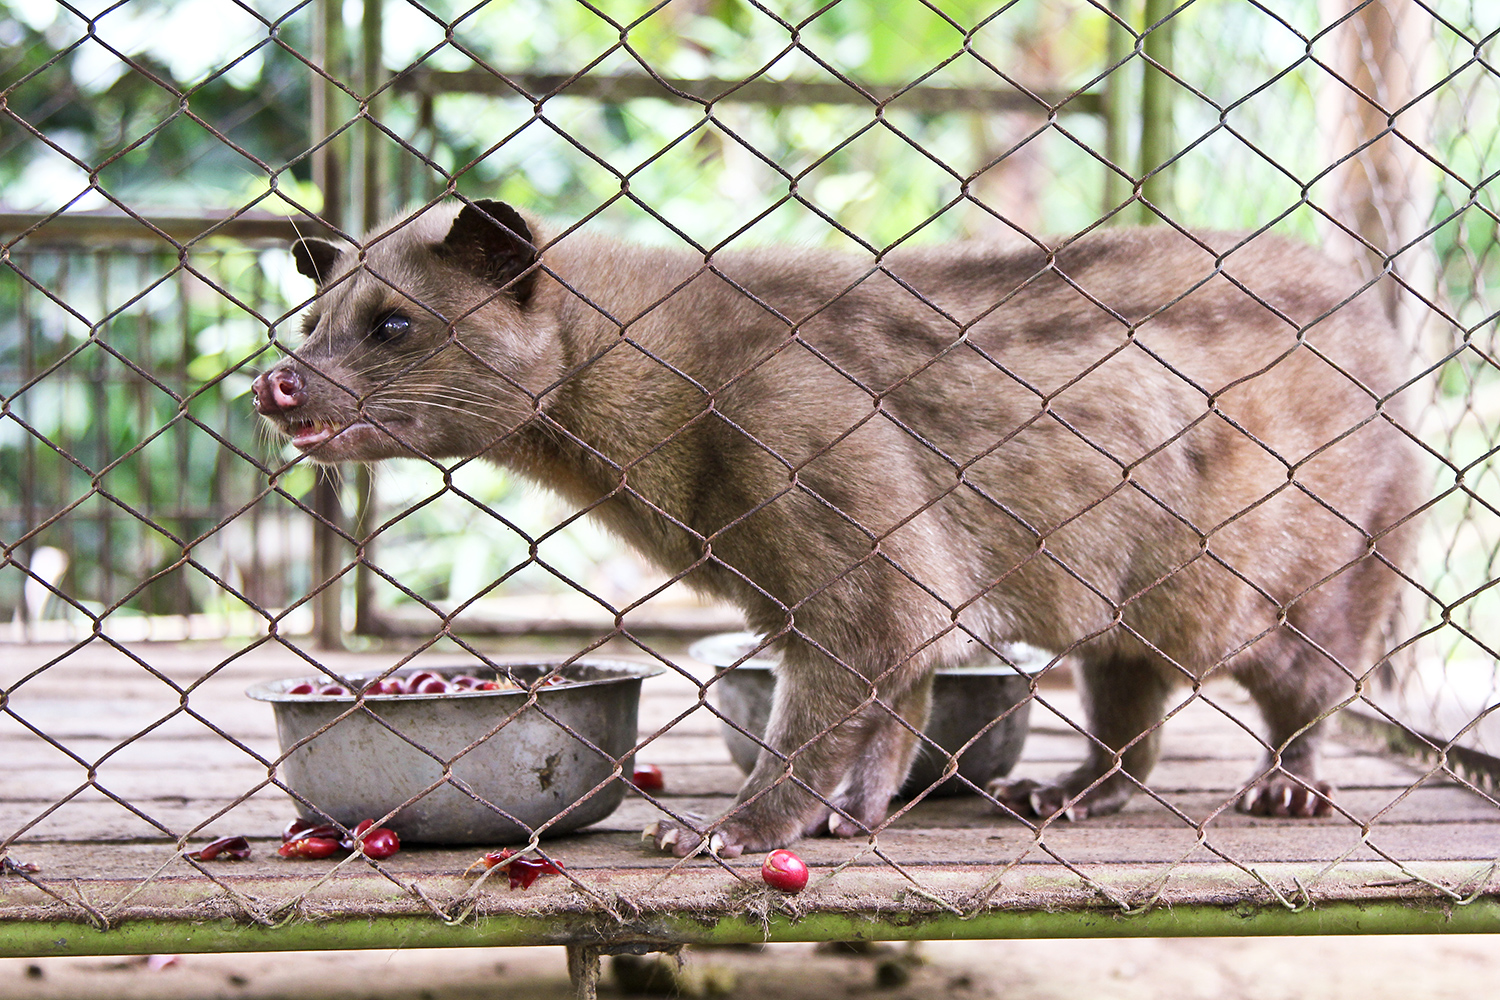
[0,935,1495,1000]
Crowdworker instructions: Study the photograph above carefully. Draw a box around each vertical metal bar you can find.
[15,250,36,638]
[361,0,385,230]
[311,0,347,650]
[418,93,438,202]
[142,249,165,615]
[136,253,155,604]
[352,464,377,634]
[312,472,343,647]
[93,251,114,611]
[204,251,232,613]
[312,0,346,231]
[1138,0,1175,223]
[54,256,75,620]
[353,0,384,636]
[1103,0,1135,220]
[246,256,272,611]
[174,251,192,616]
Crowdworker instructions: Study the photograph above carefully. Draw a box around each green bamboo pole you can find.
[1137,0,1176,223]
[3,896,1498,959]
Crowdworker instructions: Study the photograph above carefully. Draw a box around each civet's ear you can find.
[439,199,538,305]
[291,238,342,285]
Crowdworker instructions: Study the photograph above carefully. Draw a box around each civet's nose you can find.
[251,367,306,415]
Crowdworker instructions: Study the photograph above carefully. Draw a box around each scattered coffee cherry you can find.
[631,764,665,791]
[761,849,809,893]
[282,818,338,843]
[189,835,251,861]
[0,856,40,875]
[277,836,341,859]
[358,826,401,860]
[349,819,401,859]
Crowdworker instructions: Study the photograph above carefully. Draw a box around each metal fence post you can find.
[310,0,349,650]
[351,0,385,636]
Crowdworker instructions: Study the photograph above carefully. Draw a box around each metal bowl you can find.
[689,633,1045,798]
[246,658,662,844]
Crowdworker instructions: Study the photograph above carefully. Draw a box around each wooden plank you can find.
[0,210,337,247]
[3,768,1482,833]
[9,799,1495,873]
[393,68,1105,116]
[7,784,1496,864]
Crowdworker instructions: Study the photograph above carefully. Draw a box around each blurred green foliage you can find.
[2,0,1498,643]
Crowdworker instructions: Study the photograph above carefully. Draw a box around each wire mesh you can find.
[2,0,1498,948]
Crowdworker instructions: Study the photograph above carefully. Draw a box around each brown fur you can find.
[254,200,1421,855]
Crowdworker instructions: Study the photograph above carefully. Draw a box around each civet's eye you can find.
[372,312,411,342]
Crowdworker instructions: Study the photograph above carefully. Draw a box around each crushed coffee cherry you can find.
[465,848,564,889]
[276,818,401,860]
[189,835,252,861]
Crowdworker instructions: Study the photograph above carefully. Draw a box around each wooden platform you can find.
[2,637,1498,957]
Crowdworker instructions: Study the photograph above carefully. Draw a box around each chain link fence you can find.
[2,0,1499,968]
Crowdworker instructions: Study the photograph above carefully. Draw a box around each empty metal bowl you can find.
[689,633,1045,797]
[246,658,662,844]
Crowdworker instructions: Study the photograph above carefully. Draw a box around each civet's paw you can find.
[986,776,1093,821]
[1238,776,1334,818]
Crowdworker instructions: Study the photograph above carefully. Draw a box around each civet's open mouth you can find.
[287,419,351,450]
